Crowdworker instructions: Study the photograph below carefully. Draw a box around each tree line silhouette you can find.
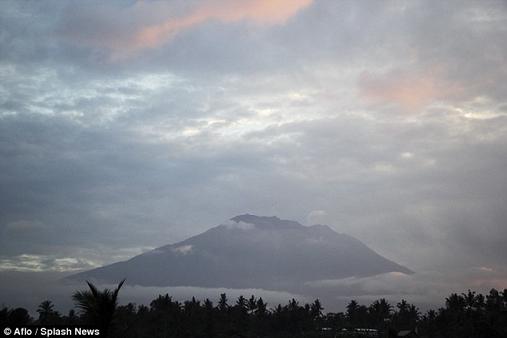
[1,281,506,337]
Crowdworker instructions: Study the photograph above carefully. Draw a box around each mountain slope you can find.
[69,215,412,290]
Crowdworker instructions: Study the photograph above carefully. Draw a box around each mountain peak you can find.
[230,214,303,229]
[69,214,412,289]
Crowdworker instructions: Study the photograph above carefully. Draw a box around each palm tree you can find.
[446,293,465,312]
[310,299,323,320]
[255,298,267,317]
[218,293,229,312]
[72,279,125,337]
[463,290,478,312]
[395,299,419,329]
[346,300,360,326]
[247,295,257,315]
[37,300,60,325]
[369,298,392,328]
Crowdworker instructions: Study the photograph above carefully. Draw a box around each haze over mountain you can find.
[70,215,411,292]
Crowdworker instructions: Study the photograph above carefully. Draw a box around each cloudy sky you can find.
[1,0,507,306]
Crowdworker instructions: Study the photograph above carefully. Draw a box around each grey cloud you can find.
[0,271,309,315]
[304,267,507,311]
[1,0,506,309]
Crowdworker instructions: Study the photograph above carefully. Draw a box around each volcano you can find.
[69,214,412,291]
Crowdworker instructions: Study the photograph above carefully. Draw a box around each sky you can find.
[1,0,507,310]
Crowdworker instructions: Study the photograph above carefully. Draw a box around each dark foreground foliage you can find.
[1,287,506,337]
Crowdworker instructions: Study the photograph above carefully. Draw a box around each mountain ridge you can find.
[69,214,412,292]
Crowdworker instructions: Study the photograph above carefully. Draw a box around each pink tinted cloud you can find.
[117,0,313,57]
[359,67,463,111]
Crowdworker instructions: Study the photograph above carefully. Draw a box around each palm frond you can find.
[86,280,99,298]
[72,290,97,314]
[112,279,126,303]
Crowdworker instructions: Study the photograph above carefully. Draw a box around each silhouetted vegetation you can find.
[72,280,125,336]
[1,286,506,337]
